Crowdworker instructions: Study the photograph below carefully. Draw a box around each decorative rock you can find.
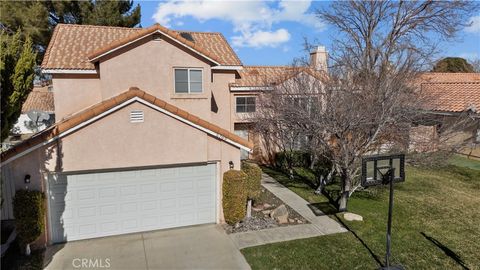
[288,218,295,223]
[270,204,289,225]
[262,210,272,215]
[270,204,288,219]
[277,215,288,224]
[263,203,272,209]
[344,212,363,222]
[252,205,264,212]
[297,220,303,224]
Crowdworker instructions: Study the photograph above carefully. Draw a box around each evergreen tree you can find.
[1,32,37,141]
[0,0,141,59]
[432,57,475,73]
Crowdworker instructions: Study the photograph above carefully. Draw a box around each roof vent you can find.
[130,110,144,123]
[152,33,162,40]
[180,32,195,42]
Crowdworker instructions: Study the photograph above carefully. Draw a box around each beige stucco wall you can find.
[51,35,237,133]
[52,75,102,121]
[1,101,241,246]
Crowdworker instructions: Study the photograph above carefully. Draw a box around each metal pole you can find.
[385,168,395,268]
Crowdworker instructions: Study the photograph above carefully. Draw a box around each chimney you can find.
[310,46,328,72]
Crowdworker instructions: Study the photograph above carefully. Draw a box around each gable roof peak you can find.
[41,23,242,70]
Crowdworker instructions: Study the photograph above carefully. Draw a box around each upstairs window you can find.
[236,96,256,113]
[174,68,203,94]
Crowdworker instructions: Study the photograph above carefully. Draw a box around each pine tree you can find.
[1,32,37,141]
[0,0,141,59]
[432,57,475,73]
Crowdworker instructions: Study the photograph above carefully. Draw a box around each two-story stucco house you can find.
[0,24,327,246]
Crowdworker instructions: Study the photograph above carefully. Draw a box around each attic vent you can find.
[180,32,195,42]
[152,33,162,40]
[130,110,144,123]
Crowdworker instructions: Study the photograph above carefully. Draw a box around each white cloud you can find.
[152,0,324,48]
[232,28,291,48]
[465,15,480,34]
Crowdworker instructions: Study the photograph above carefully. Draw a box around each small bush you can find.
[274,151,311,170]
[223,170,247,224]
[13,190,46,246]
[242,162,262,200]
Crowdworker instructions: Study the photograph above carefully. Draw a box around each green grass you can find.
[449,154,480,170]
[243,165,480,269]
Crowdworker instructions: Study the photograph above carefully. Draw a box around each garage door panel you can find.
[49,164,216,243]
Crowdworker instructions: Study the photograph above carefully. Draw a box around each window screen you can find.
[174,68,202,93]
[236,97,256,113]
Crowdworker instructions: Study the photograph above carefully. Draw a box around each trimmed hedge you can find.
[223,170,247,224]
[13,190,46,245]
[274,151,312,170]
[241,162,262,200]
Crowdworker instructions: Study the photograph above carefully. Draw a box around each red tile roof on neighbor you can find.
[1,87,253,162]
[41,24,241,70]
[232,66,327,87]
[420,73,480,113]
[21,86,54,113]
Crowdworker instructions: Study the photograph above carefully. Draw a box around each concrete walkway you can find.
[230,173,347,249]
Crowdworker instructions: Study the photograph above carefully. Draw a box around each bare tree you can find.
[471,58,480,73]
[254,1,477,211]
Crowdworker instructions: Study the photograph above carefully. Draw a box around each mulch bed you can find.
[224,187,309,234]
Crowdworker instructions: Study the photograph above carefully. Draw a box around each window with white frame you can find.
[236,96,256,113]
[174,68,203,94]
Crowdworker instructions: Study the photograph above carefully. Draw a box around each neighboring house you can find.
[1,86,55,151]
[409,73,480,154]
[0,23,326,246]
[12,85,55,135]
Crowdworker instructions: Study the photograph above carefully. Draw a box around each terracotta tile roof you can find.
[1,87,253,162]
[41,24,241,70]
[421,82,480,113]
[21,86,54,113]
[419,72,480,83]
[232,66,327,87]
[418,73,480,113]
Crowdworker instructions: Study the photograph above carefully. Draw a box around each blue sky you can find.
[138,1,480,66]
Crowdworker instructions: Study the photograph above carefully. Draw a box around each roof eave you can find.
[42,69,98,75]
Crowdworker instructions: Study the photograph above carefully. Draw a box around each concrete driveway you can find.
[44,225,250,270]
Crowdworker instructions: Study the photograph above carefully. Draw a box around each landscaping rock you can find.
[344,212,363,221]
[252,205,264,212]
[270,204,288,219]
[263,203,272,209]
[224,216,278,233]
[262,210,272,215]
[288,218,295,223]
[297,220,303,224]
[277,215,289,224]
[270,204,289,225]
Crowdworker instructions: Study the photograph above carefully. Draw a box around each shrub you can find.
[13,190,46,246]
[241,162,262,200]
[274,150,311,170]
[223,170,247,224]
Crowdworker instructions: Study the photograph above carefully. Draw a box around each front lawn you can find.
[449,154,480,170]
[242,163,480,269]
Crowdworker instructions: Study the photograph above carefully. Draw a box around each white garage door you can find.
[48,164,217,243]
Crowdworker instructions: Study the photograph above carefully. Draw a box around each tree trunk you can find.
[314,175,325,194]
[315,165,335,195]
[338,172,351,212]
[338,191,349,212]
